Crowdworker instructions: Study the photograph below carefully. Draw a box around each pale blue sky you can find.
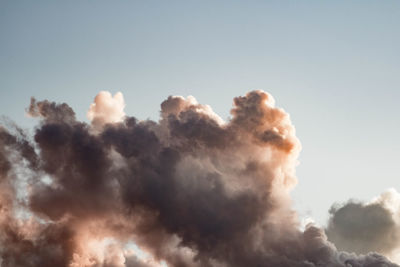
[1,0,399,224]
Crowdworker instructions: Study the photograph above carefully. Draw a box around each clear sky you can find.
[1,0,399,224]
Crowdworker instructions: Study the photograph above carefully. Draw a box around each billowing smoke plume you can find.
[0,90,397,266]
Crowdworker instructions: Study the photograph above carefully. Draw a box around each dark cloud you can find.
[27,98,76,124]
[326,193,400,257]
[0,91,397,266]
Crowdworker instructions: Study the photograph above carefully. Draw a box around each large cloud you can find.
[0,90,397,267]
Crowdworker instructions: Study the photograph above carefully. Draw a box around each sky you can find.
[1,0,400,226]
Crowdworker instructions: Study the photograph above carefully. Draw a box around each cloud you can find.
[87,91,126,129]
[0,91,397,266]
[326,189,400,263]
